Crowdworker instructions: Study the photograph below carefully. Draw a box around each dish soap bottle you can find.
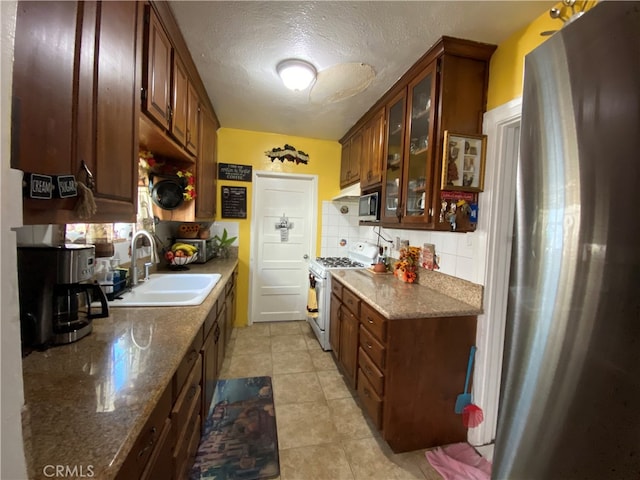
[110,255,122,294]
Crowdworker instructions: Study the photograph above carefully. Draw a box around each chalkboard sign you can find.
[221,186,247,218]
[218,163,252,182]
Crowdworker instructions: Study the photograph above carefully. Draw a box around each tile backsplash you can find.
[320,199,480,283]
[320,200,361,257]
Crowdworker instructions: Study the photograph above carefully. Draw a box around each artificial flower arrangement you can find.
[139,150,196,201]
[177,170,196,201]
[394,245,422,283]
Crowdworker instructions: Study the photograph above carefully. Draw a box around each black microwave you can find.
[359,191,380,221]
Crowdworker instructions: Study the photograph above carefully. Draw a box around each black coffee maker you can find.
[17,244,109,353]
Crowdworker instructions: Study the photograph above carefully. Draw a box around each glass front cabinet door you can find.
[402,64,437,225]
[381,92,405,223]
[381,63,437,225]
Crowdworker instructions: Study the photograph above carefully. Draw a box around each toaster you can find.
[174,237,217,263]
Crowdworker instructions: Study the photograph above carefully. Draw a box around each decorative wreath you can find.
[265,144,309,165]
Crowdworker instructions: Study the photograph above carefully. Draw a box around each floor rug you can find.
[425,442,491,480]
[190,376,279,480]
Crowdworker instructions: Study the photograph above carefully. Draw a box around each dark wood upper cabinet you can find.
[360,108,385,191]
[11,1,78,177]
[171,54,189,147]
[340,130,362,188]
[91,1,140,214]
[143,5,172,130]
[141,4,202,160]
[195,106,218,220]
[12,1,140,224]
[142,2,220,223]
[185,81,200,156]
[343,36,496,231]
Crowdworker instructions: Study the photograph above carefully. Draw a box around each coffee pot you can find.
[17,244,109,353]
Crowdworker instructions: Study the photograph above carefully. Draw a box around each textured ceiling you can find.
[169,1,554,141]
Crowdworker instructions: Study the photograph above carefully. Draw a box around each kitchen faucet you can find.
[130,229,159,286]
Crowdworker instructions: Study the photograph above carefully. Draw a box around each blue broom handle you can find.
[464,346,477,394]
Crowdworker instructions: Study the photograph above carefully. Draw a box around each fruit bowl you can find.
[172,253,197,265]
[168,252,198,270]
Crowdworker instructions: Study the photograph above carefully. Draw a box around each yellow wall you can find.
[487,4,561,110]
[216,128,342,327]
[220,2,579,327]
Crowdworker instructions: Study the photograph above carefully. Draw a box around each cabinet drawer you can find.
[342,288,360,317]
[358,347,384,396]
[176,414,202,480]
[359,325,386,370]
[140,418,173,480]
[116,382,172,479]
[330,279,343,298]
[173,387,202,479]
[172,355,202,432]
[174,329,204,401]
[360,302,386,342]
[357,368,383,429]
[203,300,218,338]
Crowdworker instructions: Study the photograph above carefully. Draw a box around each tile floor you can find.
[217,320,448,480]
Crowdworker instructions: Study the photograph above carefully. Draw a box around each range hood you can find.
[332,183,361,201]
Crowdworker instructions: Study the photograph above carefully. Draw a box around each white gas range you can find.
[307,242,379,350]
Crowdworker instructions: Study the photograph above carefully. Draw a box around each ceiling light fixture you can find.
[276,59,317,91]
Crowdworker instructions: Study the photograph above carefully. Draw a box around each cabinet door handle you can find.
[366,342,372,349]
[188,384,198,400]
[80,160,95,191]
[363,387,371,398]
[137,426,157,458]
[367,317,374,324]
[365,366,373,376]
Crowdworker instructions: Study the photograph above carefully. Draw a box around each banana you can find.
[171,243,198,256]
[180,245,198,256]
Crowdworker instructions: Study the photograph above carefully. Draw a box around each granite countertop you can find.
[331,268,483,319]
[21,258,238,480]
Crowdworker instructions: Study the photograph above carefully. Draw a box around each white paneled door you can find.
[249,172,317,323]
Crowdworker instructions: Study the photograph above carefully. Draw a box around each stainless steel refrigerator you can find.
[493,2,640,479]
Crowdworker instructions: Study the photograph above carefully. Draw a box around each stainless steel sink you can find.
[108,273,221,307]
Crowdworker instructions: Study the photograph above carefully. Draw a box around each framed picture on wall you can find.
[441,131,487,192]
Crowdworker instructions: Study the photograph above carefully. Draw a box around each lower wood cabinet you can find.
[225,270,236,344]
[140,418,173,480]
[201,314,220,430]
[356,368,383,429]
[115,383,173,480]
[339,308,359,389]
[333,277,478,453]
[172,354,202,479]
[330,282,360,389]
[329,293,341,356]
[116,269,237,479]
